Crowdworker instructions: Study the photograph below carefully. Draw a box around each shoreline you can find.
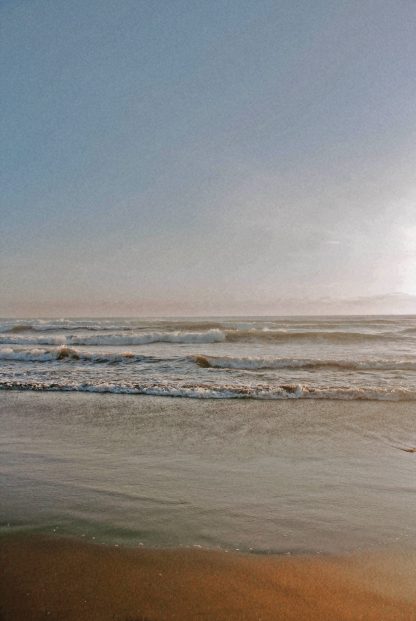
[1,535,416,620]
[2,392,416,555]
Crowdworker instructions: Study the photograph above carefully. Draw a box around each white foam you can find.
[0,346,148,363]
[1,380,415,401]
[0,335,67,346]
[68,329,226,346]
[0,329,226,347]
[0,347,59,362]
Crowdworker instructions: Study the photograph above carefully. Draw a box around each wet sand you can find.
[1,535,416,620]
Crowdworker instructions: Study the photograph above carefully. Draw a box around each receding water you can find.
[1,391,415,554]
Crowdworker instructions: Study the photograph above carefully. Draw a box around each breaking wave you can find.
[1,317,415,402]
[0,330,226,347]
[0,335,68,346]
[69,329,226,346]
[4,347,415,373]
[0,380,414,401]
[0,347,162,364]
[194,355,416,371]
[0,328,404,348]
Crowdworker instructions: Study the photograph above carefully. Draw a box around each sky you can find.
[1,0,416,316]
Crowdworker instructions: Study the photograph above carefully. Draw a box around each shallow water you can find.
[1,392,415,554]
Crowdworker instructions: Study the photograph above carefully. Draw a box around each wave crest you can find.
[194,355,416,371]
[0,347,154,363]
[0,329,226,347]
[224,329,398,343]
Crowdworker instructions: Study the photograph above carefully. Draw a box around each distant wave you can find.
[400,327,416,334]
[224,329,400,343]
[0,329,226,347]
[194,355,416,371]
[2,321,227,333]
[0,380,414,401]
[0,327,405,347]
[2,322,126,333]
[2,317,415,341]
[69,329,226,346]
[0,336,68,346]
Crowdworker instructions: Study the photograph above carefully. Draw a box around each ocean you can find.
[1,316,415,555]
[1,315,416,399]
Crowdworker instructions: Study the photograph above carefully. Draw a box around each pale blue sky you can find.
[1,0,416,315]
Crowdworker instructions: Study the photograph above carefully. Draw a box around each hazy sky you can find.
[2,0,416,316]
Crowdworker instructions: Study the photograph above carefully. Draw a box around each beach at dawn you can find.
[2,1,416,619]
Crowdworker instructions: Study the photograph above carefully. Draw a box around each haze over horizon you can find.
[2,1,416,317]
[2,291,416,319]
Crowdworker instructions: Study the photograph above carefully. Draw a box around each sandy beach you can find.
[4,0,416,611]
[1,534,416,620]
[1,391,416,619]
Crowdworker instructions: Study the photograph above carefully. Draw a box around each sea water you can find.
[1,315,416,399]
[1,316,415,554]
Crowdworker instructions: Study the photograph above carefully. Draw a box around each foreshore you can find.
[2,392,416,619]
[1,535,416,620]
